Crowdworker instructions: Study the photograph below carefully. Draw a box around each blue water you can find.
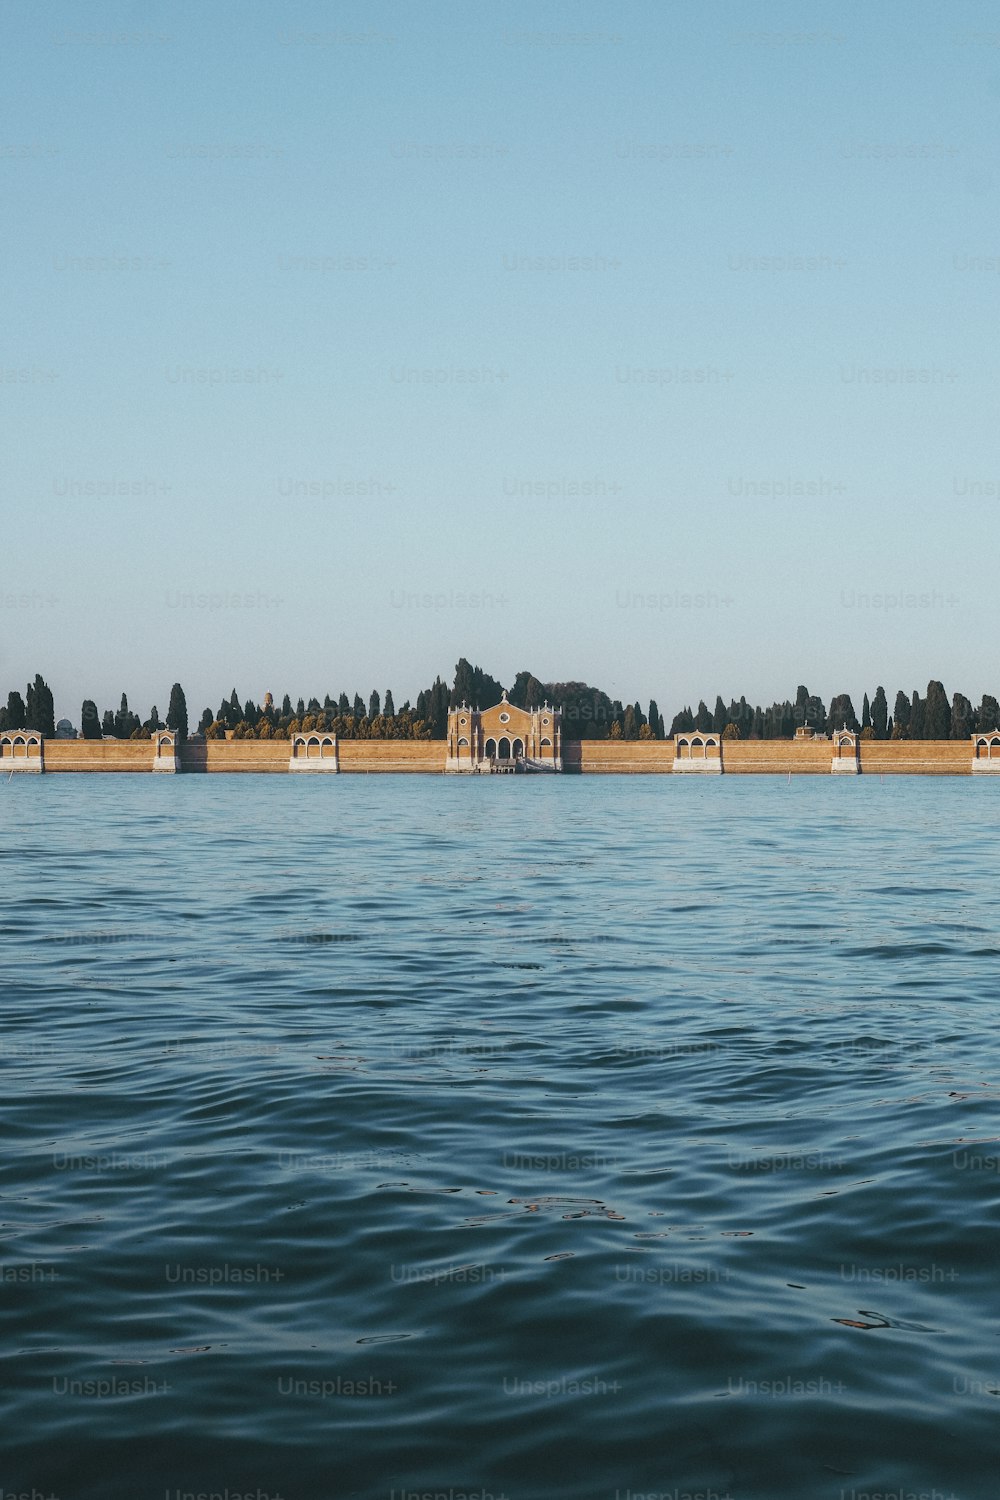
[2,775,1000,1500]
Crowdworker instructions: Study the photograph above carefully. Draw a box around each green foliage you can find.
[923,680,950,739]
[81,700,101,740]
[951,692,974,739]
[167,683,188,741]
[25,675,55,737]
[450,658,504,710]
[893,690,911,735]
[871,686,888,739]
[976,695,1000,732]
[6,690,27,729]
[828,693,859,733]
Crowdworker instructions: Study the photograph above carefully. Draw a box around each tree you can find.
[828,693,859,733]
[6,690,26,728]
[669,706,695,735]
[384,689,395,717]
[25,675,55,736]
[622,704,638,740]
[976,694,1000,732]
[80,700,100,739]
[909,689,925,739]
[695,700,713,732]
[861,693,871,731]
[115,693,131,738]
[509,670,546,710]
[167,683,188,742]
[872,686,888,740]
[648,699,663,739]
[893,690,911,737]
[923,680,950,739]
[101,709,115,736]
[144,705,163,732]
[198,707,213,735]
[352,694,365,719]
[450,658,504,711]
[711,696,728,734]
[368,690,381,720]
[951,692,974,739]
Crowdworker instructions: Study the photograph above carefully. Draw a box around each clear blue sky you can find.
[3,0,999,723]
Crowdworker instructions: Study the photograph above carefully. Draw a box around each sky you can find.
[3,0,1000,724]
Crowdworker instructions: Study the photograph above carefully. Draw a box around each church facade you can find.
[445,692,563,772]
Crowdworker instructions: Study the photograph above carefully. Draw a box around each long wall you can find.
[44,741,160,772]
[23,738,991,774]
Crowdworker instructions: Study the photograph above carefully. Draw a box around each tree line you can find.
[667,682,1000,740]
[2,669,998,744]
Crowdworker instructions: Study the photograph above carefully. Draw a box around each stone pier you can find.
[0,731,44,771]
[288,733,339,771]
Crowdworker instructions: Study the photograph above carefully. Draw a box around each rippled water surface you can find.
[3,774,1000,1499]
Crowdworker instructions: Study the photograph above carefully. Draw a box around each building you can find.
[446,691,562,772]
[54,718,77,739]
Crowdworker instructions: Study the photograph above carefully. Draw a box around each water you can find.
[2,775,1000,1500]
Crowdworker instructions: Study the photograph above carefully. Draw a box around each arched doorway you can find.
[497,738,511,760]
[512,738,524,759]
[485,738,497,759]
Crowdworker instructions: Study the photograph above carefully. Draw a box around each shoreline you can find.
[3,736,999,775]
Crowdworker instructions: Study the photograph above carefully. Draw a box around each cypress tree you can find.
[623,705,637,740]
[384,689,395,717]
[369,690,381,719]
[648,699,662,739]
[861,693,871,730]
[114,693,131,739]
[976,694,1000,732]
[282,694,294,718]
[695,700,713,732]
[353,694,365,719]
[6,690,26,728]
[872,686,888,740]
[951,692,974,739]
[893,690,910,736]
[712,695,728,733]
[101,709,115,736]
[829,693,859,733]
[909,689,925,739]
[81,700,101,739]
[924,680,950,739]
[198,707,213,735]
[167,683,188,741]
